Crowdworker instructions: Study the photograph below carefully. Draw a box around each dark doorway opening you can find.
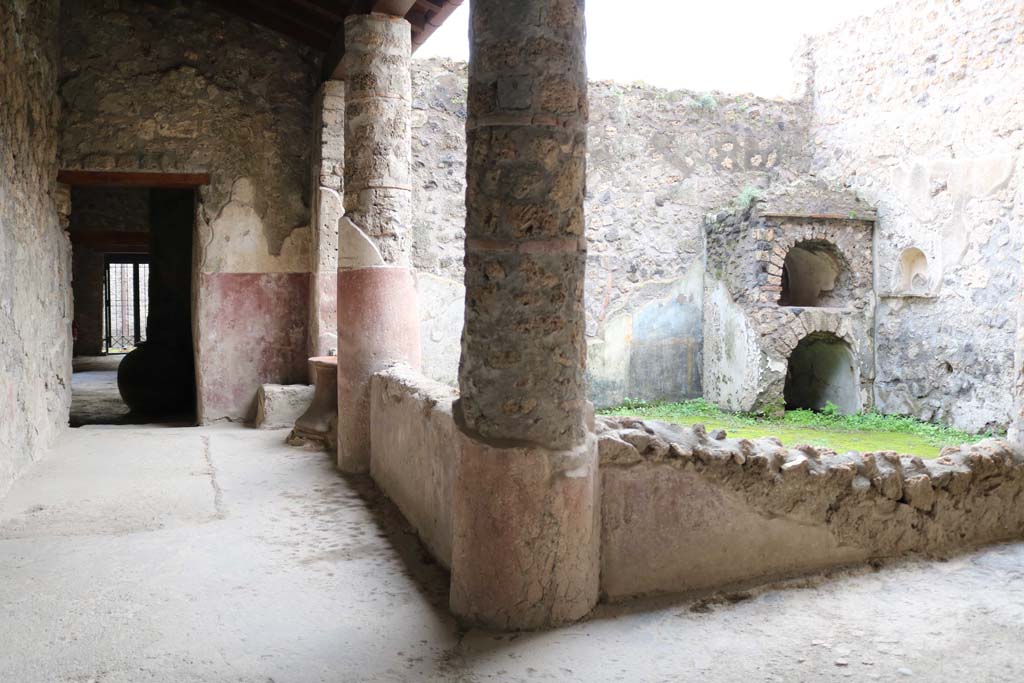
[784,332,859,415]
[68,185,197,426]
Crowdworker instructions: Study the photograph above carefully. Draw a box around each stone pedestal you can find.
[290,356,338,449]
[450,429,599,630]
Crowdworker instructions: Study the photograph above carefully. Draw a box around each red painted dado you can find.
[337,266,422,472]
[197,272,310,422]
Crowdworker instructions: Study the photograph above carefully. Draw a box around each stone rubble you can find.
[597,415,1024,557]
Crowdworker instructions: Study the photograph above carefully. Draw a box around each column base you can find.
[450,423,599,630]
[289,356,338,450]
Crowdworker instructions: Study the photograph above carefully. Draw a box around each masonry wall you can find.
[807,0,1024,433]
[0,0,71,495]
[59,0,319,422]
[409,59,813,405]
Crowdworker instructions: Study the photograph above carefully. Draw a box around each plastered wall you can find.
[59,0,319,422]
[807,0,1024,433]
[0,0,70,496]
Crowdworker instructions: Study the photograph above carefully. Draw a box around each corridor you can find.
[1,426,1023,682]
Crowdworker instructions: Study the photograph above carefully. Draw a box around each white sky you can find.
[415,0,895,98]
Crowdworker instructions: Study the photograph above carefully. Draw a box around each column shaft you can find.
[336,13,421,473]
[451,0,598,630]
[308,80,344,363]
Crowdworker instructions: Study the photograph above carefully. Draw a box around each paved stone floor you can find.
[2,425,1023,682]
[70,355,195,427]
[70,355,130,426]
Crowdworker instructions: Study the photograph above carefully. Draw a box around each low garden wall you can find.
[599,416,1024,600]
[368,366,1024,609]
[369,365,459,569]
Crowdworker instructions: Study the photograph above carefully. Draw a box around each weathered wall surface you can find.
[71,248,105,356]
[369,366,458,569]
[69,187,151,356]
[583,83,811,407]
[703,188,877,414]
[409,59,813,403]
[0,0,70,496]
[308,81,344,362]
[598,416,1024,600]
[59,0,319,422]
[807,0,1024,432]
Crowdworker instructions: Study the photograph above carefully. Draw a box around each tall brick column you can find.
[450,0,598,629]
[336,13,421,473]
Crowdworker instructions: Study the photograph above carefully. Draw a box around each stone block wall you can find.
[807,0,1024,433]
[0,0,70,496]
[59,0,319,422]
[367,372,1024,605]
[408,58,813,404]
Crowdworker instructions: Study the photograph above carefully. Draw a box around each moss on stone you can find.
[599,399,994,459]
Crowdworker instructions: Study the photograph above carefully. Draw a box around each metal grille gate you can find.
[104,255,149,353]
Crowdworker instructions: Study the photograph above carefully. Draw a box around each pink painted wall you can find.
[196,273,310,422]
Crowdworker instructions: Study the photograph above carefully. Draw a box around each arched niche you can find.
[784,332,859,415]
[778,240,849,307]
[897,247,929,293]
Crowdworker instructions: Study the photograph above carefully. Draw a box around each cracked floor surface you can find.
[1,424,1023,682]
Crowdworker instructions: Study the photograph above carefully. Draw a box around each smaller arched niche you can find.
[778,240,847,307]
[897,247,929,293]
[784,332,859,415]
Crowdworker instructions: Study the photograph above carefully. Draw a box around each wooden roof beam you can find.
[412,0,461,51]
[57,170,211,189]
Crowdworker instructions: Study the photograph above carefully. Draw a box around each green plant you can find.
[597,399,997,459]
[691,93,717,110]
[734,185,763,211]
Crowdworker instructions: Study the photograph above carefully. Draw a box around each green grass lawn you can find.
[598,399,997,459]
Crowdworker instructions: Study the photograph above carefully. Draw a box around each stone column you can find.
[336,13,421,473]
[308,81,345,364]
[450,0,598,630]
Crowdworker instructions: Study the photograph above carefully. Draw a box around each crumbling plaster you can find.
[58,0,321,422]
[59,0,317,266]
[806,0,1024,432]
[0,0,70,497]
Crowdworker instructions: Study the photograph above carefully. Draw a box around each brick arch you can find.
[775,236,853,307]
[777,326,856,359]
[782,330,861,414]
